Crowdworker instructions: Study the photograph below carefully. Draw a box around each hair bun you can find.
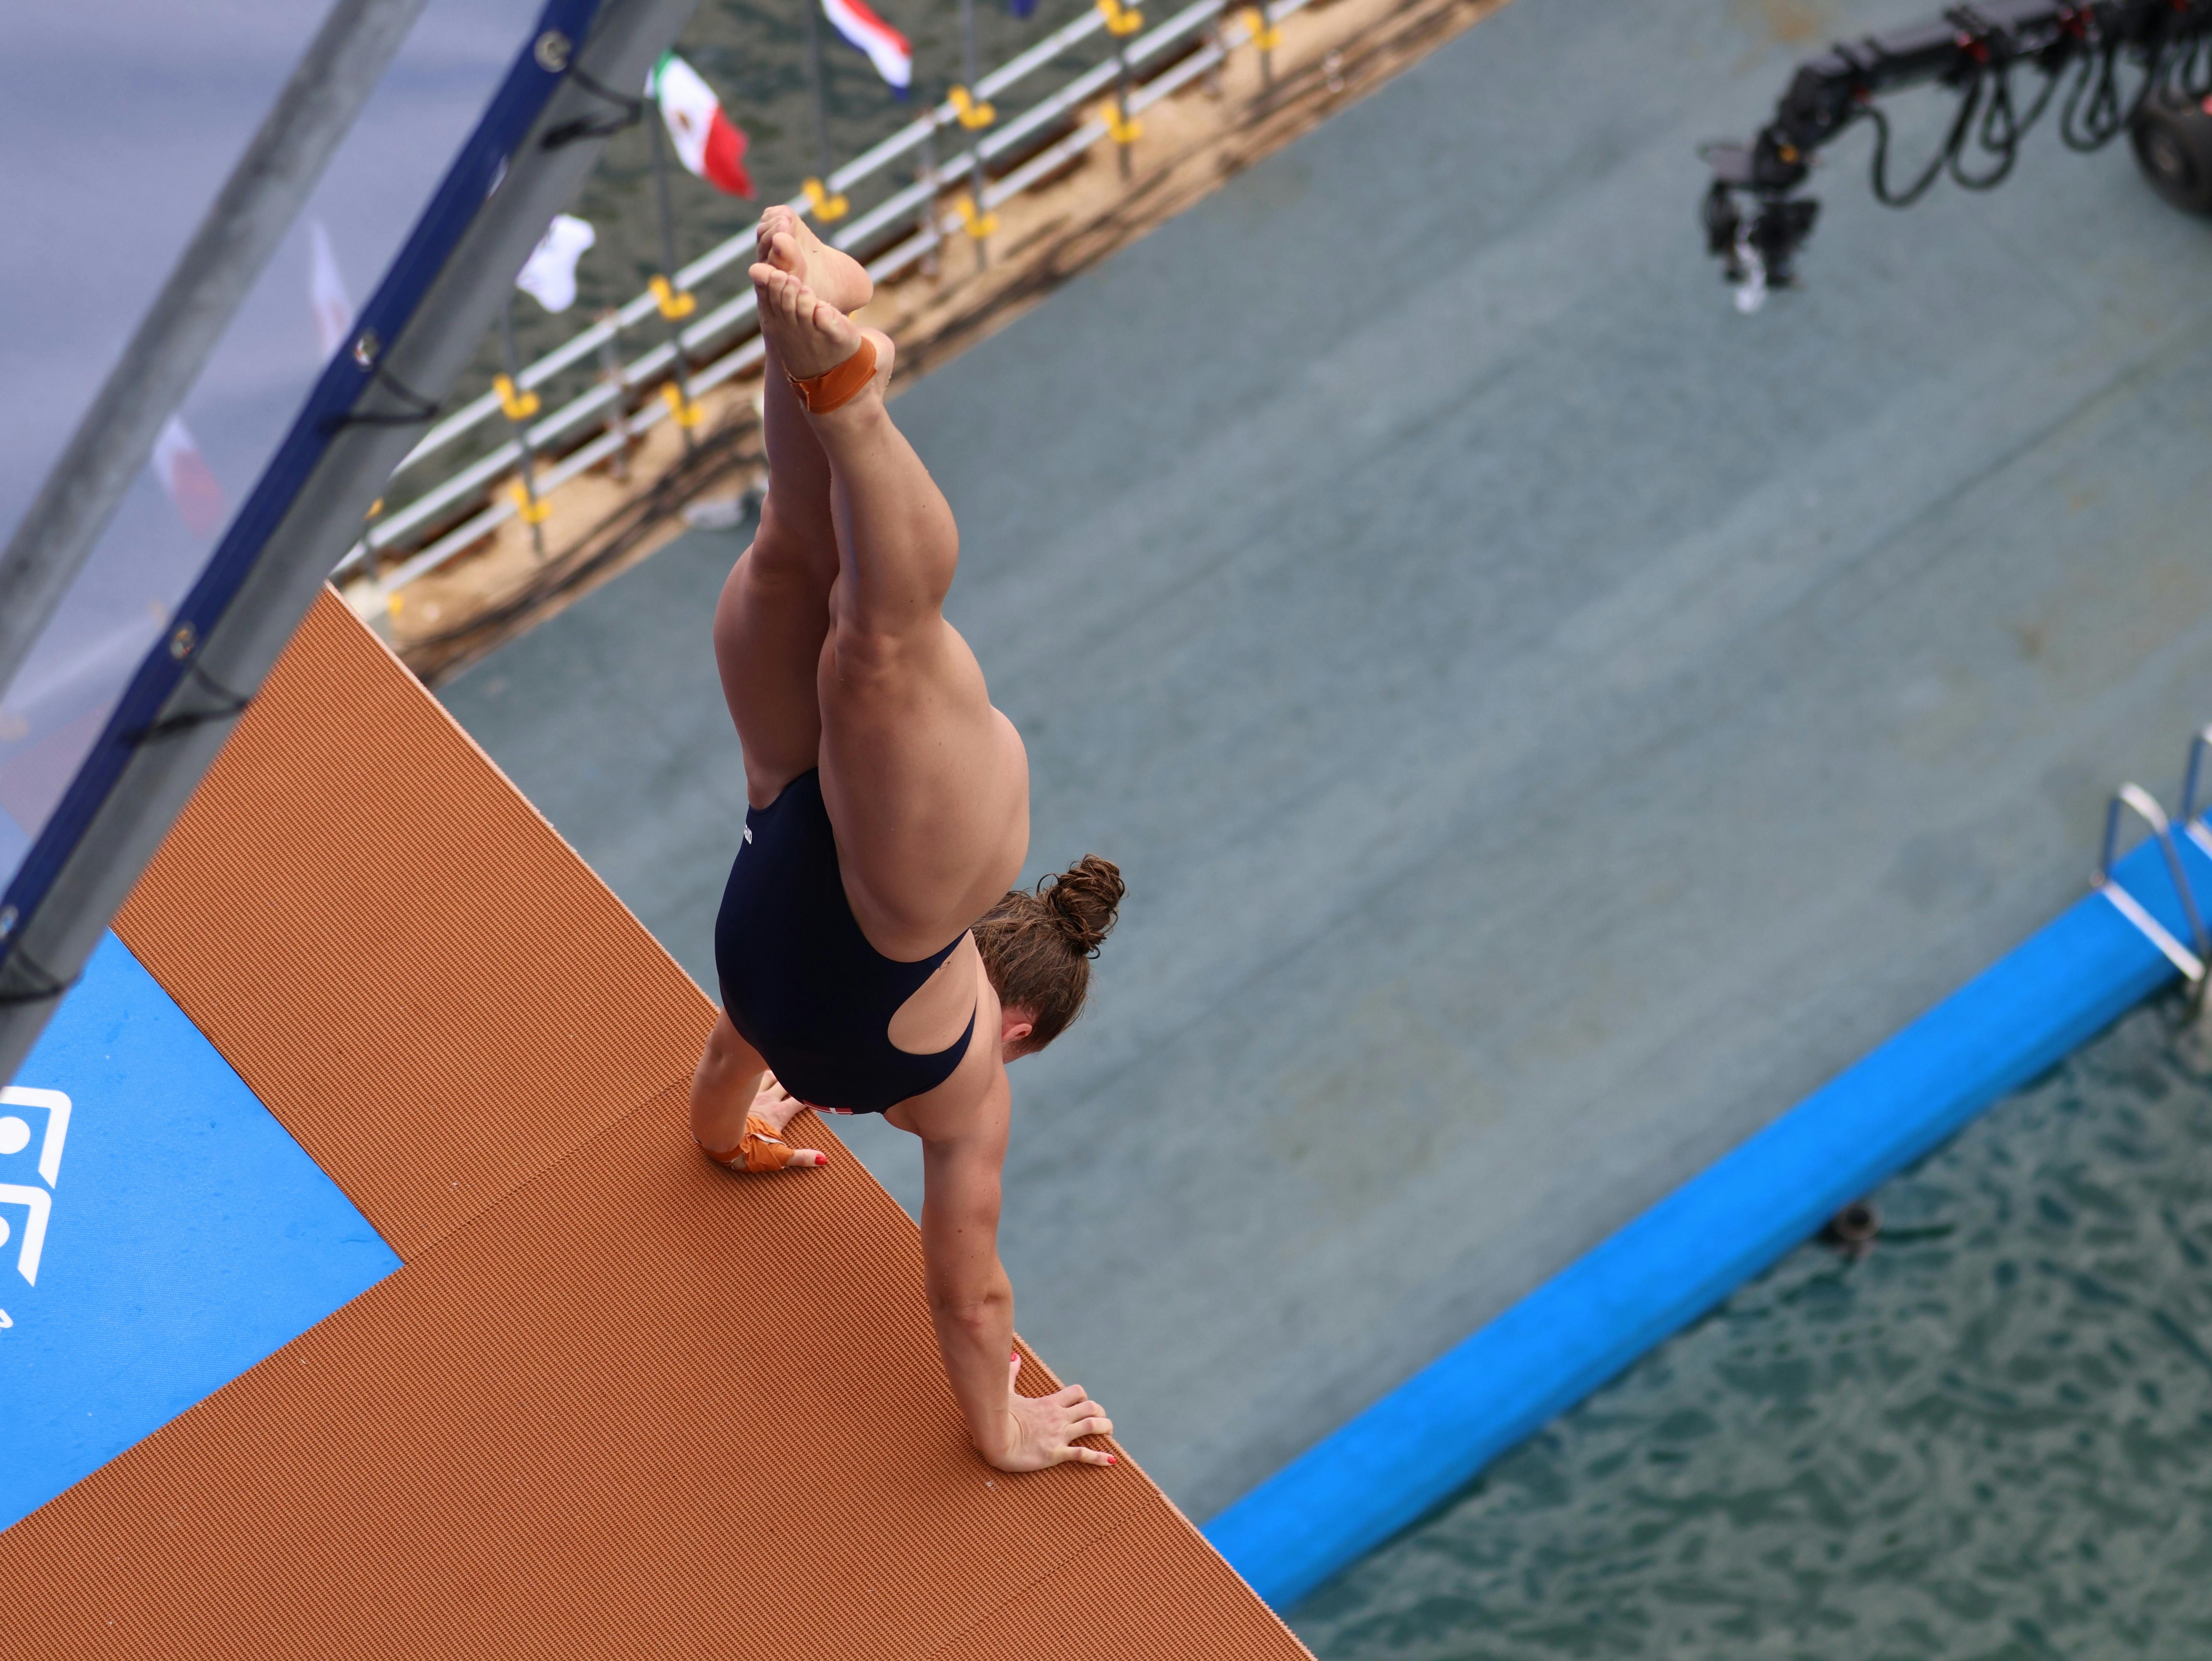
[1039,855,1123,956]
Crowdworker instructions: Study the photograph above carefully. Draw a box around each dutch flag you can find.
[822,0,912,93]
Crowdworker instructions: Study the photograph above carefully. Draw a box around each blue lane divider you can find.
[1205,830,2212,1610]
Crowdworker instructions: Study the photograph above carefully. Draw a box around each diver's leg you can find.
[748,263,1028,961]
[689,1011,828,1169]
[711,211,875,806]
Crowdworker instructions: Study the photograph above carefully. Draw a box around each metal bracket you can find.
[2095,782,2212,1009]
[2178,723,2212,865]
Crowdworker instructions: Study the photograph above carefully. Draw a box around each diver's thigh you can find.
[713,523,833,803]
[815,620,1028,954]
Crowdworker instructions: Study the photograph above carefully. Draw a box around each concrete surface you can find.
[441,0,2212,1520]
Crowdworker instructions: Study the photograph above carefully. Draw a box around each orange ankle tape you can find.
[787,335,877,415]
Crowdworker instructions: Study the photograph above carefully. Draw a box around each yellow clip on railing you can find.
[660,382,705,429]
[954,193,1000,239]
[1102,102,1143,145]
[948,85,997,129]
[1098,0,1144,34]
[649,274,697,320]
[803,177,851,221]
[1240,5,1282,48]
[493,375,541,422]
[507,479,552,524]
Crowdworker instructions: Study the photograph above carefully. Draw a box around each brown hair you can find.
[972,854,1124,1053]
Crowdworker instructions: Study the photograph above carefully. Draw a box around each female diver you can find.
[688,207,1123,1475]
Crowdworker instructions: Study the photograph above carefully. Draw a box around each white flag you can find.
[516,214,596,314]
[308,220,353,358]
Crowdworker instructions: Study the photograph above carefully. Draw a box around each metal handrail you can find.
[343,0,1292,591]
[384,2,1116,480]
[2095,782,2212,1002]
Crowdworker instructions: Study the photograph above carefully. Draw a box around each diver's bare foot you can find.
[746,1076,815,1140]
[755,204,872,312]
[747,265,896,407]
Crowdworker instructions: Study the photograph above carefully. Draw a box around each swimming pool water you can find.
[1289,996,2212,1659]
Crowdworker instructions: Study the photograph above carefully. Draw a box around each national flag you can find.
[516,214,596,313]
[308,220,353,359]
[822,0,912,92]
[151,416,226,539]
[647,54,755,197]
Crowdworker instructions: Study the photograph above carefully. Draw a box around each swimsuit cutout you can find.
[714,769,976,1114]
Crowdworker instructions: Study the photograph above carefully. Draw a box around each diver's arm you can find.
[918,1069,1114,1471]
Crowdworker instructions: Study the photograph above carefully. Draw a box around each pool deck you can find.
[440,0,2212,1523]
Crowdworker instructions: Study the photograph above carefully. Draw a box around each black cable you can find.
[2012,54,2068,133]
[2120,39,2171,127]
[2166,29,2212,99]
[1951,61,2024,188]
[1866,69,1985,206]
[120,659,253,746]
[542,66,647,149]
[318,363,441,434]
[0,948,80,1007]
[2057,37,2161,149]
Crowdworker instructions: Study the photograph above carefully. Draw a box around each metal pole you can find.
[499,296,549,559]
[646,107,699,455]
[1104,0,1142,181]
[1255,0,1276,90]
[961,0,994,267]
[0,0,429,701]
[960,0,983,107]
[1114,32,1132,180]
[800,0,851,225]
[918,114,942,279]
[594,307,632,481]
[805,0,836,189]
[0,0,699,1079]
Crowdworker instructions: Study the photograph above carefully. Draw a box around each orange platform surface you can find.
[0,593,1308,1659]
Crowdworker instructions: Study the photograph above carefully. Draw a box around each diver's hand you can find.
[989,1351,1116,1471]
[744,1076,829,1166]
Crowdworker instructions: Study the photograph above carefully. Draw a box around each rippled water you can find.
[1291,997,2212,1660]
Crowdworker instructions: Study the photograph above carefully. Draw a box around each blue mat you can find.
[0,935,399,1532]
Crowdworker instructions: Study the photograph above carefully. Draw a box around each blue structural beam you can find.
[1206,830,2212,1609]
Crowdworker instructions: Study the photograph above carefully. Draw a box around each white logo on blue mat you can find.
[0,1086,71,1287]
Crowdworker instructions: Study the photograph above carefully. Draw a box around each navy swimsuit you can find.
[714,770,975,1114]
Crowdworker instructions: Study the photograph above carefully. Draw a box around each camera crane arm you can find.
[1702,0,2212,301]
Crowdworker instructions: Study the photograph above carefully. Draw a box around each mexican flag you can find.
[648,54,754,198]
[823,0,912,92]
